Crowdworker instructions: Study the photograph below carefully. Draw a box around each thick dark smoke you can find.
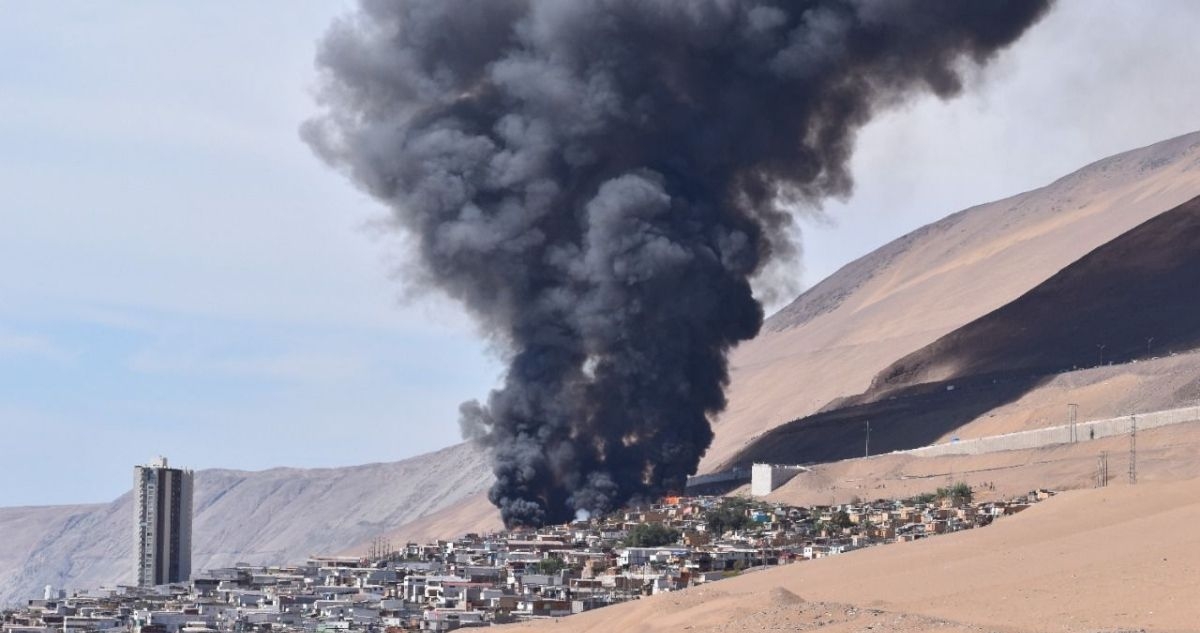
[304,0,1052,527]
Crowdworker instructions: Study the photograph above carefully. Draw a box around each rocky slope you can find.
[0,442,492,606]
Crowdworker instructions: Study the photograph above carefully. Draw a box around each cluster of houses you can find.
[2,489,1053,633]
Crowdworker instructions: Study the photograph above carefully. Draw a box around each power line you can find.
[1129,415,1138,485]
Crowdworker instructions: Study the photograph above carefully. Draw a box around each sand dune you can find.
[873,194,1200,390]
[729,192,1200,467]
[512,476,1200,632]
[704,130,1200,470]
[766,414,1200,507]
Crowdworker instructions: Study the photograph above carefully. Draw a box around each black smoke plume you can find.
[304,0,1052,527]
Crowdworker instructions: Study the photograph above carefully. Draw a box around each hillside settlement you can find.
[2,488,1051,633]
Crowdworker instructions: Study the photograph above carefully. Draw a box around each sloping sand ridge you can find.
[510,477,1200,632]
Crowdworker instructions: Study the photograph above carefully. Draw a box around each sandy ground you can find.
[510,476,1200,633]
[946,350,1200,442]
[765,416,1200,507]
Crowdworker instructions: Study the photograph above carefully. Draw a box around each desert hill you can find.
[764,407,1200,508]
[874,194,1200,388]
[0,442,490,607]
[730,192,1200,466]
[704,130,1200,470]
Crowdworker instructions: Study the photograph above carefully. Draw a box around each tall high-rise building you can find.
[133,457,194,586]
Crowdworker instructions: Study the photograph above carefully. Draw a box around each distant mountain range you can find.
[3,130,1199,607]
[0,442,491,606]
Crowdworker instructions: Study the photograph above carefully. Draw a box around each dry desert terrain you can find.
[509,476,1200,632]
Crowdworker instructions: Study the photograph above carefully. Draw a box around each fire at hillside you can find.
[305,0,1053,527]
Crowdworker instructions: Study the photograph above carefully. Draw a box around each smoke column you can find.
[304,0,1052,527]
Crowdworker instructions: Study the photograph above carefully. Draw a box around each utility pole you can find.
[864,421,870,458]
[1068,403,1078,442]
[1129,415,1137,485]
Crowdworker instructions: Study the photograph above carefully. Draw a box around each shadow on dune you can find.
[723,193,1200,469]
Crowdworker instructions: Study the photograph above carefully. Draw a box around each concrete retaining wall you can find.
[751,463,807,496]
[902,405,1200,458]
[686,468,750,488]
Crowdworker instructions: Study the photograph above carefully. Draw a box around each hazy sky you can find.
[1,1,1197,507]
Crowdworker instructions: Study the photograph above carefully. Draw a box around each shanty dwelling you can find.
[515,597,572,618]
[420,609,487,631]
[618,547,691,568]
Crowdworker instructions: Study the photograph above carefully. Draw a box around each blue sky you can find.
[0,2,501,506]
[2,1,1198,507]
